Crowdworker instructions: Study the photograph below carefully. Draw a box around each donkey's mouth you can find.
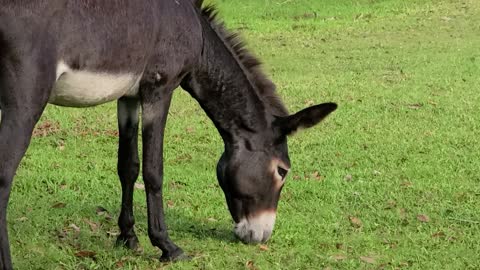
[234,212,276,244]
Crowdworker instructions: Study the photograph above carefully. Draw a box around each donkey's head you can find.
[216,102,337,243]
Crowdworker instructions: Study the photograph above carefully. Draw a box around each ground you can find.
[9,0,480,269]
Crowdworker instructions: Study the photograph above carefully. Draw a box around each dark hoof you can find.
[159,248,192,262]
[116,234,140,250]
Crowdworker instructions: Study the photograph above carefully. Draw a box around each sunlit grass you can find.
[8,0,480,269]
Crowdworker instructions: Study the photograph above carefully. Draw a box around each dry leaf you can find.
[349,216,363,228]
[344,174,353,182]
[15,217,28,222]
[83,219,99,232]
[408,103,423,110]
[52,202,66,209]
[107,230,120,237]
[96,206,108,215]
[186,127,195,133]
[385,200,397,209]
[417,214,430,223]
[134,183,145,190]
[69,223,81,232]
[259,245,269,251]
[432,231,445,238]
[360,256,376,264]
[115,260,126,268]
[304,99,314,106]
[312,171,324,181]
[167,200,174,208]
[332,254,347,261]
[96,206,112,220]
[207,217,217,222]
[245,260,258,270]
[400,181,413,187]
[74,250,96,259]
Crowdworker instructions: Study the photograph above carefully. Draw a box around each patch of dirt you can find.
[33,120,61,137]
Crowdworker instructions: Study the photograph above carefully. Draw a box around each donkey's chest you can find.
[49,62,142,107]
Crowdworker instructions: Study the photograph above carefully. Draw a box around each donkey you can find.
[0,0,337,268]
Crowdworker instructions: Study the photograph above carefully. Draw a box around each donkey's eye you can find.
[277,167,288,179]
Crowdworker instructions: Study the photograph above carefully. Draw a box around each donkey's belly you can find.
[49,62,141,107]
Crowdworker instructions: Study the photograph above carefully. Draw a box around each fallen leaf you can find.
[312,171,324,181]
[332,254,347,261]
[167,200,175,208]
[385,200,397,209]
[115,260,125,268]
[417,214,430,223]
[401,181,413,187]
[15,217,28,222]
[349,216,363,228]
[57,140,66,151]
[432,231,445,238]
[344,174,353,182]
[52,202,66,209]
[186,127,195,133]
[134,183,145,190]
[408,103,423,110]
[293,175,300,180]
[107,230,120,237]
[69,223,81,232]
[259,245,269,251]
[245,260,258,270]
[74,250,96,259]
[96,206,112,220]
[83,219,99,232]
[304,99,314,106]
[360,256,376,264]
[96,206,108,215]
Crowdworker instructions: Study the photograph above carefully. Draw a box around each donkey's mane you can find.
[195,0,289,117]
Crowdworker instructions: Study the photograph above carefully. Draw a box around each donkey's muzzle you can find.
[234,212,276,244]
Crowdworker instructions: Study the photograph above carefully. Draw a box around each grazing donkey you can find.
[0,0,337,268]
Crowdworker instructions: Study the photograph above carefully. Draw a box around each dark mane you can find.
[195,0,289,117]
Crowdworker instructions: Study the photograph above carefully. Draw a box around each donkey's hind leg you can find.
[0,55,54,270]
[115,97,141,250]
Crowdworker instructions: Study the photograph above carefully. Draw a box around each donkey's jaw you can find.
[234,211,276,244]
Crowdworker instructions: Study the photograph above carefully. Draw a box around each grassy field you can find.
[7,0,480,269]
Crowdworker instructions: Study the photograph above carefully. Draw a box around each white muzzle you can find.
[234,212,276,243]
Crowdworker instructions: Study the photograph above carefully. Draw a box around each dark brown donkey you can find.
[0,0,337,268]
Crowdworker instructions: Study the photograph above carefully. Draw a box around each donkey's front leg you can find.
[140,86,187,261]
[116,97,141,250]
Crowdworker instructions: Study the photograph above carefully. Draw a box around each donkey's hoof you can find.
[159,248,191,262]
[116,235,140,251]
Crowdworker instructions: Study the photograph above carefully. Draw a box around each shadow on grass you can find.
[166,208,237,244]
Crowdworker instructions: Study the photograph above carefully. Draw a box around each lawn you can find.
[8,0,480,269]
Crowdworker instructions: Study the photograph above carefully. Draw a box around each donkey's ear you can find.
[275,103,337,136]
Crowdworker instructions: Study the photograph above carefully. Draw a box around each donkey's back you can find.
[0,0,201,107]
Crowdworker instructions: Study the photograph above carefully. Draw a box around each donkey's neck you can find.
[184,22,273,146]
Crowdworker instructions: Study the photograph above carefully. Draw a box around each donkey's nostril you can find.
[261,230,272,243]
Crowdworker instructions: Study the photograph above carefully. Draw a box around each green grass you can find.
[8,0,480,269]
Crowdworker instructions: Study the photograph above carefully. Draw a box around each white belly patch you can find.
[49,62,141,107]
